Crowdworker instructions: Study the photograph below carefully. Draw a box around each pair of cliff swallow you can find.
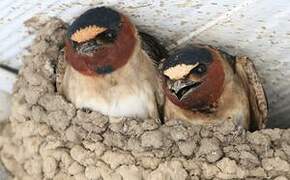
[61,7,268,130]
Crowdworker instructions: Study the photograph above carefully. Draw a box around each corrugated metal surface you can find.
[0,0,289,127]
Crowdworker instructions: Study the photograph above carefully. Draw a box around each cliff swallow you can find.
[61,7,167,119]
[160,45,268,130]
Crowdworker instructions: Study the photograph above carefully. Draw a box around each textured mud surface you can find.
[0,19,289,180]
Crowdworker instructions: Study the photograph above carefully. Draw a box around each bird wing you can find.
[139,32,167,123]
[139,31,168,65]
[235,56,268,130]
[56,49,68,94]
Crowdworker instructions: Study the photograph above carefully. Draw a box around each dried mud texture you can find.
[0,18,289,180]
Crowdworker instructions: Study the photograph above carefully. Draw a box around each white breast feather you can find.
[75,86,152,118]
[63,48,159,119]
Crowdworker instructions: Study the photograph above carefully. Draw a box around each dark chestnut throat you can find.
[164,82,222,113]
[65,16,137,76]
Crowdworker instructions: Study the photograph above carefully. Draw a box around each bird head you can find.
[65,7,137,75]
[161,45,225,112]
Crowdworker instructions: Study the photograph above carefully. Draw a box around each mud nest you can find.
[0,18,289,180]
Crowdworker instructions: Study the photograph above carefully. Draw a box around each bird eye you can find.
[193,64,207,74]
[103,30,117,42]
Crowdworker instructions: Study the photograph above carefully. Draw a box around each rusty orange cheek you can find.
[188,57,225,108]
[64,43,95,76]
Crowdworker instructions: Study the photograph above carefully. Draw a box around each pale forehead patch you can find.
[71,25,107,43]
[163,63,199,80]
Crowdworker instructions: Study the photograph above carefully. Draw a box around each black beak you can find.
[168,79,201,100]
